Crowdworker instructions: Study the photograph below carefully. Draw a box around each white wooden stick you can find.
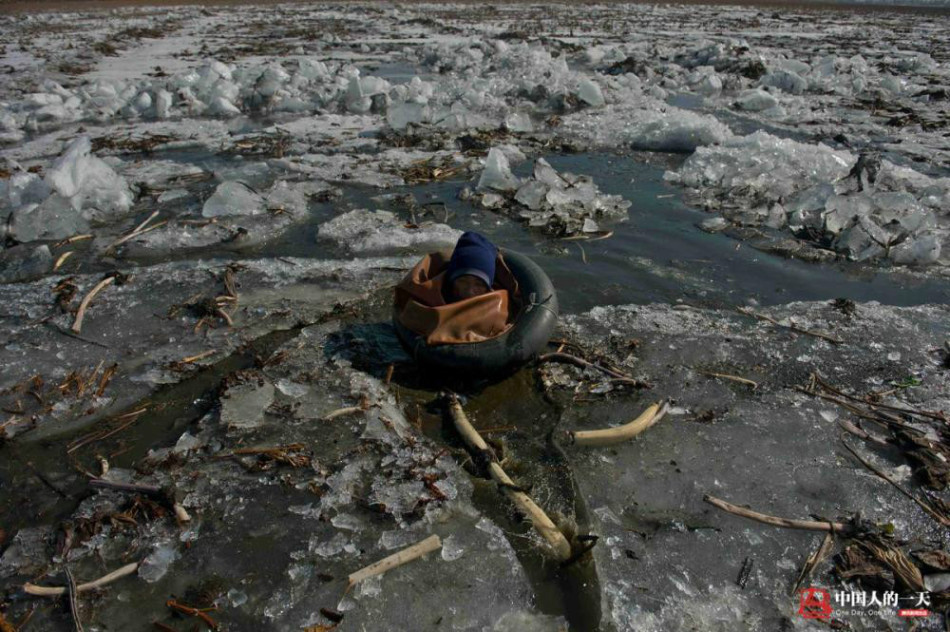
[569,401,667,447]
[323,406,363,421]
[130,210,160,235]
[447,396,572,561]
[71,276,116,334]
[53,250,75,271]
[173,503,192,523]
[105,219,168,252]
[23,562,139,596]
[347,534,441,587]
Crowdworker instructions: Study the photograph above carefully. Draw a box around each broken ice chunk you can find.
[220,379,275,429]
[759,69,807,95]
[823,193,872,235]
[387,102,429,130]
[172,432,202,455]
[504,112,534,133]
[734,89,778,111]
[834,217,888,261]
[1,172,50,208]
[699,217,729,233]
[46,136,96,199]
[275,379,308,399]
[577,78,606,107]
[0,526,52,578]
[311,532,350,558]
[226,589,248,607]
[0,244,53,282]
[440,534,464,561]
[477,148,520,192]
[208,96,241,117]
[873,192,933,234]
[11,195,91,242]
[695,73,723,97]
[154,90,173,118]
[533,158,567,190]
[318,209,460,254]
[202,181,265,217]
[138,541,180,583]
[889,233,941,265]
[582,218,600,233]
[41,136,134,220]
[514,181,548,210]
[331,513,363,531]
[474,156,630,236]
[480,192,505,209]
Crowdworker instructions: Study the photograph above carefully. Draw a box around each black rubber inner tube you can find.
[394,249,558,375]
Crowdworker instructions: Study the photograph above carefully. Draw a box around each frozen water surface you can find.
[1,2,949,631]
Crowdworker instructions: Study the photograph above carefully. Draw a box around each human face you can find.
[448,275,490,302]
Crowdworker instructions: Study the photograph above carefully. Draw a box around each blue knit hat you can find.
[446,231,497,288]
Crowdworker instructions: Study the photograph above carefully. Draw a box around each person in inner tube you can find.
[394,231,519,345]
[442,231,497,303]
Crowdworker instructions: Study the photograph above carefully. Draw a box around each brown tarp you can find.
[394,251,521,345]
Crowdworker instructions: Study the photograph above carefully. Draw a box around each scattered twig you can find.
[104,216,168,253]
[166,600,218,630]
[791,532,835,595]
[700,371,758,389]
[446,394,571,560]
[347,534,442,588]
[860,540,925,592]
[53,234,93,249]
[568,401,668,447]
[561,230,614,242]
[840,439,950,528]
[737,307,843,345]
[72,275,116,334]
[795,385,921,435]
[703,495,849,533]
[89,478,162,495]
[67,407,148,454]
[575,242,588,264]
[838,418,889,447]
[180,350,215,364]
[23,562,140,596]
[811,373,947,422]
[64,567,84,632]
[559,534,599,568]
[229,444,310,468]
[736,556,754,589]
[13,606,36,630]
[88,478,191,523]
[54,251,75,271]
[538,352,650,389]
[130,210,161,235]
[323,406,363,421]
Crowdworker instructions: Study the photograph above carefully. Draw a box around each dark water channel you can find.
[261,149,950,312]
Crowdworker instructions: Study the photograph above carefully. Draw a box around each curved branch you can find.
[24,562,139,597]
[704,495,849,533]
[569,401,668,447]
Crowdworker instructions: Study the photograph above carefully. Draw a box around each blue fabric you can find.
[446,231,497,288]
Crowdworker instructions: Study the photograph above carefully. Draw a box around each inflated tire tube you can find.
[394,249,558,375]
